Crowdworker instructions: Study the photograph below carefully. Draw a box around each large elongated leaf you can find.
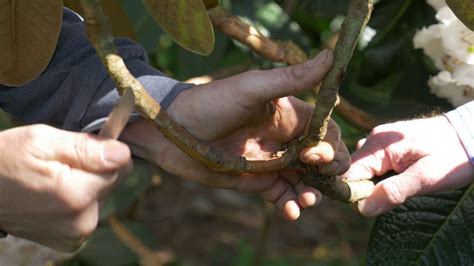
[367,184,474,265]
[144,0,215,55]
[447,0,474,30]
[0,0,63,86]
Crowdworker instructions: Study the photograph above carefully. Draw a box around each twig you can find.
[302,0,375,202]
[305,0,374,147]
[336,97,380,132]
[108,216,174,266]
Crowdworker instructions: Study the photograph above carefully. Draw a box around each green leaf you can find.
[367,185,474,265]
[144,0,215,55]
[99,159,153,219]
[0,0,63,86]
[447,0,474,30]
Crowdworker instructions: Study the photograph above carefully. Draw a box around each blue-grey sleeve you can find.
[0,9,193,132]
[445,101,474,165]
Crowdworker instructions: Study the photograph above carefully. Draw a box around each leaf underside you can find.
[367,184,474,265]
[0,0,63,86]
[144,0,215,56]
[447,0,474,30]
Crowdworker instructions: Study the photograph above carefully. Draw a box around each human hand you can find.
[122,50,351,220]
[0,125,132,252]
[344,116,474,217]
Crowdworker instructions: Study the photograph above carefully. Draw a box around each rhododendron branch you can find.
[305,0,374,147]
[80,0,374,203]
[108,216,173,266]
[79,0,293,173]
[301,0,375,202]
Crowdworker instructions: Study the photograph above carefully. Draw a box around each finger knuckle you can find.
[23,125,53,148]
[72,217,98,239]
[380,182,406,206]
[73,134,93,168]
[282,65,303,84]
[53,166,92,213]
[60,189,93,214]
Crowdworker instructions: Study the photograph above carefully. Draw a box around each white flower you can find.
[453,64,474,88]
[414,2,474,106]
[429,70,474,107]
[413,24,447,70]
[360,26,377,49]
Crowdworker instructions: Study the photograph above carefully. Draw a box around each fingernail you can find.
[358,200,380,217]
[285,201,300,221]
[308,153,322,163]
[311,50,330,67]
[103,142,129,165]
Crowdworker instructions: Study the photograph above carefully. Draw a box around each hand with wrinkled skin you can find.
[122,50,351,220]
[0,125,132,252]
[343,116,474,217]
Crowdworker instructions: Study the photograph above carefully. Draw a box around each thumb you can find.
[237,49,333,104]
[357,160,427,217]
[50,129,131,172]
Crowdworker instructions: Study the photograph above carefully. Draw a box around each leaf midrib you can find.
[414,184,474,263]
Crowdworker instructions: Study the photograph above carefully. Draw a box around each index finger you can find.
[343,135,393,181]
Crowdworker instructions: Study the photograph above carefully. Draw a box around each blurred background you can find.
[0,0,453,265]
